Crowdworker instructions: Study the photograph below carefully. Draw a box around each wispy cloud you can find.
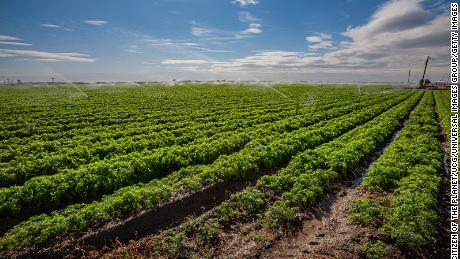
[82,20,108,26]
[0,35,33,47]
[40,23,72,31]
[191,9,262,43]
[305,32,333,50]
[144,39,197,47]
[190,0,448,80]
[208,51,321,71]
[238,11,260,22]
[187,46,232,53]
[40,23,60,28]
[0,35,21,41]
[232,0,259,6]
[126,49,144,54]
[191,21,262,42]
[140,38,231,52]
[0,49,96,62]
[0,41,32,46]
[125,44,144,54]
[162,59,214,65]
[241,23,262,34]
[324,0,448,71]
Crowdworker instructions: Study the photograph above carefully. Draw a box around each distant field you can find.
[0,83,451,258]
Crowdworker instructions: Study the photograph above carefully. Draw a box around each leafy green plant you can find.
[349,198,383,225]
[359,240,392,259]
[265,200,298,228]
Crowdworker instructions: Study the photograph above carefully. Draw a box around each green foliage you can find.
[265,200,298,228]
[359,240,392,259]
[357,92,443,250]
[232,188,265,215]
[382,173,440,248]
[259,92,421,228]
[217,202,240,224]
[0,86,402,218]
[0,84,416,250]
[434,90,452,146]
[349,198,383,225]
[195,218,221,246]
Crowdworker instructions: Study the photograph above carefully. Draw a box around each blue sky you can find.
[0,0,451,82]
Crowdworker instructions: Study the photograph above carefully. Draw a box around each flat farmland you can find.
[0,83,451,258]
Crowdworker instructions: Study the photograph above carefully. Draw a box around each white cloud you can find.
[194,0,448,81]
[0,34,33,47]
[169,66,200,71]
[0,35,21,41]
[40,23,60,28]
[144,39,196,47]
[200,51,322,74]
[323,0,448,70]
[242,23,262,34]
[305,36,322,43]
[82,20,108,26]
[162,59,212,65]
[0,49,96,62]
[191,26,216,37]
[40,23,72,31]
[342,0,429,41]
[125,44,144,54]
[142,38,231,52]
[309,41,333,50]
[0,53,15,57]
[305,32,333,50]
[191,22,262,41]
[317,33,332,40]
[0,41,32,46]
[188,46,232,53]
[238,11,260,22]
[126,49,144,54]
[232,0,259,6]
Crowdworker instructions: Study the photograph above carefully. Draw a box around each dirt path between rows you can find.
[254,94,451,259]
[256,104,413,258]
[255,183,388,258]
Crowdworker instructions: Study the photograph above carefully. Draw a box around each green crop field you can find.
[0,83,451,258]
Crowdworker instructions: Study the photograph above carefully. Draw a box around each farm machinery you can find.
[418,56,448,90]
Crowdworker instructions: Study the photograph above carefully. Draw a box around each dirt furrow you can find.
[256,115,410,259]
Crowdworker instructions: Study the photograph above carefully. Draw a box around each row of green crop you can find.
[434,90,451,145]
[0,104,297,181]
[0,88,358,149]
[350,91,443,250]
[0,87,293,129]
[0,93,388,185]
[0,101,292,149]
[0,93,403,219]
[0,92,355,158]
[0,92,376,176]
[0,83,380,146]
[0,92,414,249]
[258,91,421,227]
[0,85,304,129]
[0,96,293,143]
[99,91,422,258]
